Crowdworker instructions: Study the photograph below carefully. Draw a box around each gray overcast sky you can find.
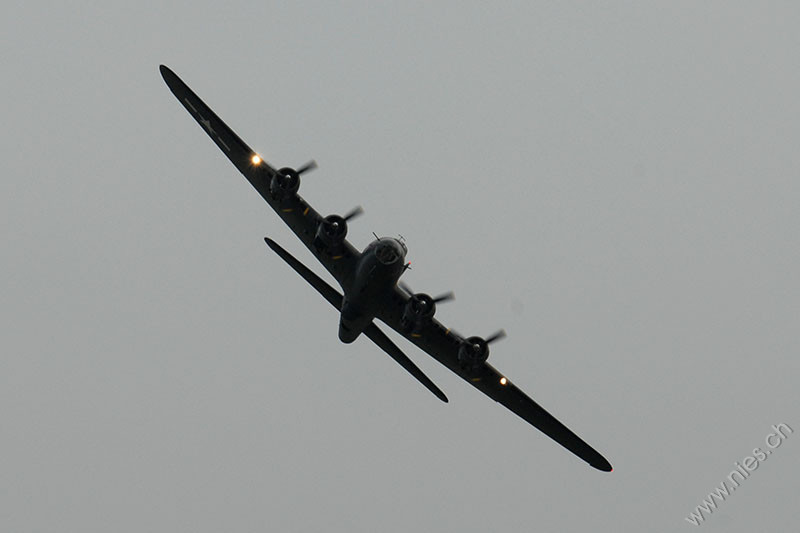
[2,2,798,531]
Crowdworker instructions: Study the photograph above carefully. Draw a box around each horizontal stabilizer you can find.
[265,237,342,310]
[264,238,447,402]
[362,325,448,403]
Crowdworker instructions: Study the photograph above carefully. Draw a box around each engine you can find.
[458,336,490,371]
[402,293,436,331]
[314,214,348,250]
[269,167,300,202]
[313,206,363,252]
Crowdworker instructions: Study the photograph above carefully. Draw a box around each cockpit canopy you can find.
[372,238,406,265]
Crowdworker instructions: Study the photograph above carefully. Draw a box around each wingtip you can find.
[594,459,613,472]
[159,65,180,88]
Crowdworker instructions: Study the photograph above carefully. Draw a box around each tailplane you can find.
[264,238,447,402]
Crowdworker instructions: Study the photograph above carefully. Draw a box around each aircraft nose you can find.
[375,240,405,265]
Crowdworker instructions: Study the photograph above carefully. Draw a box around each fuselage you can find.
[338,237,407,343]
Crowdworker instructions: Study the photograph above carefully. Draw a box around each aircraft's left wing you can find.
[376,286,613,472]
[160,65,360,291]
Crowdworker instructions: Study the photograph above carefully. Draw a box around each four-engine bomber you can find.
[160,64,612,472]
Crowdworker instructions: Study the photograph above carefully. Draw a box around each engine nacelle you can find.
[401,293,436,332]
[314,214,348,250]
[269,167,300,202]
[458,336,489,371]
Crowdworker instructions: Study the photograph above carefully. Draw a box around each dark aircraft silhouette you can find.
[160,65,613,472]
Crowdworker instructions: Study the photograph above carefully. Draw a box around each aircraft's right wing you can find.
[160,65,361,291]
[376,286,613,472]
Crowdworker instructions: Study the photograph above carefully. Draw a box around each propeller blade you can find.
[399,281,413,295]
[296,160,317,175]
[432,291,455,303]
[485,329,507,344]
[343,206,364,221]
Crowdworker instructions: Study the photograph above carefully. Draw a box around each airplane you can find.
[160,65,613,472]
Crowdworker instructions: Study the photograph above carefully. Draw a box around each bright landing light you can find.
[251,154,262,165]
[500,377,508,386]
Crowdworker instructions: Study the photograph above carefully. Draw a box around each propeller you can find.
[432,291,455,304]
[400,281,455,326]
[322,206,362,235]
[271,161,315,200]
[485,329,507,344]
[399,281,454,304]
[466,330,506,354]
[317,206,364,248]
[295,159,317,175]
[342,205,363,222]
[458,329,506,369]
[279,160,317,178]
